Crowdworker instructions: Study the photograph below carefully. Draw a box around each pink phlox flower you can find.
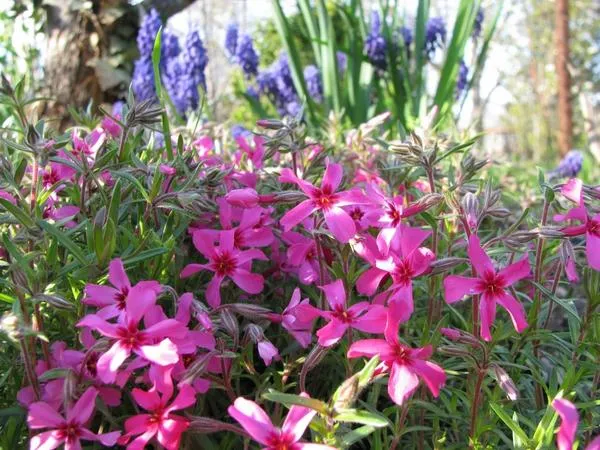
[234,134,265,170]
[228,395,336,450]
[41,151,76,189]
[215,198,274,249]
[552,398,579,450]
[347,319,446,406]
[181,229,267,308]
[554,180,600,271]
[100,115,122,138]
[311,279,387,347]
[83,258,161,322]
[77,285,187,383]
[0,189,17,205]
[42,197,80,228]
[443,234,530,341]
[281,231,322,285]
[356,226,434,324]
[352,167,386,187]
[27,386,120,450]
[72,129,105,164]
[120,384,196,450]
[272,287,319,348]
[279,162,370,243]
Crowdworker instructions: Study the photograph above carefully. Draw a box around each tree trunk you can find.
[555,0,573,156]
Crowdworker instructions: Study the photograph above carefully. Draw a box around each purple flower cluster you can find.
[337,51,348,73]
[473,8,484,39]
[425,17,446,56]
[364,11,387,71]
[456,60,468,98]
[549,150,584,179]
[257,53,301,116]
[304,65,323,103]
[225,23,239,57]
[132,9,209,115]
[400,26,413,48]
[236,34,259,77]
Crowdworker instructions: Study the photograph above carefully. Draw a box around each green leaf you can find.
[262,389,328,414]
[37,220,88,266]
[340,425,377,447]
[529,281,580,324]
[121,247,169,266]
[489,402,529,446]
[334,408,390,428]
[0,198,35,228]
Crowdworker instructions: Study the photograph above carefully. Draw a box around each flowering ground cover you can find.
[0,76,598,449]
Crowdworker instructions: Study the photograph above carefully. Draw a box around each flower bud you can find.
[430,258,468,275]
[461,192,479,232]
[226,303,272,320]
[489,364,518,401]
[181,351,218,385]
[440,327,461,341]
[225,188,259,208]
[34,294,74,310]
[256,119,285,130]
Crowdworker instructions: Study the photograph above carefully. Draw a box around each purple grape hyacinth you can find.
[304,65,323,103]
[137,8,162,58]
[132,58,156,102]
[456,60,468,98]
[236,34,259,78]
[425,17,446,56]
[549,150,584,179]
[473,8,484,39]
[364,11,387,71]
[225,23,239,57]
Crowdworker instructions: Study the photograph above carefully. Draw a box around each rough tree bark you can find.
[555,0,573,156]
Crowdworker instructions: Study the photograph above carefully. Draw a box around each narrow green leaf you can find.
[262,389,328,414]
[37,220,88,265]
[489,402,529,445]
[0,198,35,228]
[334,408,390,428]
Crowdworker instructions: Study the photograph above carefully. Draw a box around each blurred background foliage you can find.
[0,0,598,165]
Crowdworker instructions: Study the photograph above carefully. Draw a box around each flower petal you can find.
[97,341,131,384]
[496,292,528,334]
[410,359,446,398]
[316,319,348,347]
[137,338,180,366]
[586,231,600,270]
[227,397,274,445]
[108,258,130,290]
[352,305,387,334]
[468,235,495,278]
[356,267,388,296]
[27,402,64,429]
[280,200,318,231]
[206,275,224,308]
[324,206,356,243]
[29,430,63,450]
[231,269,264,294]
[347,339,394,360]
[387,362,420,406]
[319,279,346,310]
[443,275,482,304]
[282,398,317,443]
[321,162,343,191]
[552,398,579,450]
[66,387,98,423]
[479,295,497,342]
[498,257,530,287]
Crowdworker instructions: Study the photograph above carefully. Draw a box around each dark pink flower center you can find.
[86,352,99,377]
[114,286,129,310]
[212,251,238,276]
[57,421,82,443]
[147,409,165,425]
[587,218,600,237]
[116,323,147,349]
[386,202,402,227]
[332,306,354,323]
[43,169,59,187]
[313,185,338,211]
[392,260,414,286]
[266,431,295,449]
[233,229,245,248]
[349,207,364,221]
[393,344,411,363]
[478,271,506,297]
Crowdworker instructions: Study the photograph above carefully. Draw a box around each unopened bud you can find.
[333,375,360,410]
[188,416,248,435]
[536,227,566,239]
[489,364,519,401]
[256,119,285,130]
[226,303,272,320]
[274,191,308,204]
[225,188,259,208]
[181,351,218,385]
[430,258,468,275]
[34,294,74,310]
[219,310,239,345]
[487,208,511,219]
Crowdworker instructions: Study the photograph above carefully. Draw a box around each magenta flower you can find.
[181,229,267,307]
[270,287,319,347]
[77,285,187,383]
[234,134,265,169]
[551,397,600,450]
[83,258,161,321]
[27,387,120,450]
[279,163,368,243]
[281,230,322,284]
[0,189,17,205]
[555,180,600,271]
[215,198,274,249]
[356,226,434,323]
[312,279,387,347]
[553,398,579,450]
[228,395,336,450]
[347,320,446,406]
[443,235,530,341]
[41,153,76,189]
[120,385,196,450]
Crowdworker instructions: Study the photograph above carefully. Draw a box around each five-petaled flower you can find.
[181,229,267,307]
[347,319,446,405]
[279,162,369,243]
[228,395,336,450]
[443,235,530,341]
[27,387,120,450]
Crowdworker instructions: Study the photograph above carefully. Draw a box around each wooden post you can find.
[555,0,573,156]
